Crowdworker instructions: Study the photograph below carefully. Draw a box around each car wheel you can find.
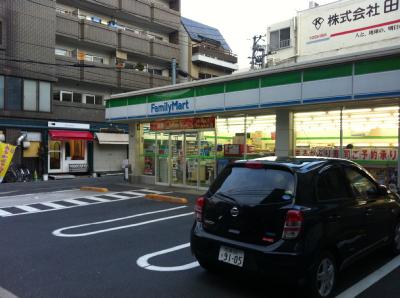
[307,252,336,298]
[392,222,400,255]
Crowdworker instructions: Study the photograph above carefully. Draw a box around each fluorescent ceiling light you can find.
[373,106,399,112]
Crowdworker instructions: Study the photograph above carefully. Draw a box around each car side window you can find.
[344,167,378,199]
[317,167,350,201]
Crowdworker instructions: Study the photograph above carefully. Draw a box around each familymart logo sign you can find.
[150,100,191,115]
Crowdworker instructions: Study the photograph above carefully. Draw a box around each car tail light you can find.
[245,162,263,169]
[282,210,303,240]
[194,196,205,222]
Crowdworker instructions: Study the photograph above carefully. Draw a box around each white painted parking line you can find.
[63,199,89,206]
[52,206,192,237]
[84,197,111,203]
[0,286,18,298]
[136,189,164,194]
[40,202,66,209]
[137,243,199,272]
[0,209,13,217]
[336,255,400,298]
[15,205,40,213]
[104,194,133,199]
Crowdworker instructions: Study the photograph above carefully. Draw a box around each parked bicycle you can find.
[3,164,32,183]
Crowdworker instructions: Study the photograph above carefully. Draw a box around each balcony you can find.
[119,69,151,90]
[82,62,118,87]
[56,56,81,81]
[151,3,180,31]
[118,30,151,56]
[82,20,118,48]
[88,0,119,9]
[56,12,79,39]
[192,46,238,71]
[151,74,171,88]
[151,40,179,62]
[121,0,151,19]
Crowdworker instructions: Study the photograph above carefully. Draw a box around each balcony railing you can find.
[150,40,180,62]
[192,46,238,64]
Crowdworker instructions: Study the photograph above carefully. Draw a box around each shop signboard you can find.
[298,0,400,57]
[150,117,215,131]
[295,147,398,161]
[0,143,16,183]
[48,122,90,130]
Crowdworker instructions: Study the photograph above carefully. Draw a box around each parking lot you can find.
[0,183,399,298]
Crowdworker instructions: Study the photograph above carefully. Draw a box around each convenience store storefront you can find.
[106,52,400,190]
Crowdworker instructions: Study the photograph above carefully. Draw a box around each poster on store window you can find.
[0,143,16,183]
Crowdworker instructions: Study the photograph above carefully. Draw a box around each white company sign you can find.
[298,0,400,56]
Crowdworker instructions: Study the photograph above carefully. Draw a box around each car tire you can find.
[306,251,337,298]
[392,222,400,255]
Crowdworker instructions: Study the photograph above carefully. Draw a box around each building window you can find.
[39,82,51,112]
[85,54,105,64]
[60,91,73,102]
[0,76,4,109]
[95,95,103,105]
[53,91,60,101]
[5,77,22,111]
[23,80,38,111]
[84,94,95,104]
[269,27,291,51]
[198,73,214,80]
[0,21,2,46]
[73,93,82,103]
[148,68,162,76]
[55,48,72,57]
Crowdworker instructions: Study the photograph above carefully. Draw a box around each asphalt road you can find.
[0,179,399,298]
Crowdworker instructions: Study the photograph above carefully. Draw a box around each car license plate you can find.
[218,246,244,267]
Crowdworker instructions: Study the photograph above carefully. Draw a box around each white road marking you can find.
[137,243,199,272]
[52,206,192,237]
[0,209,13,216]
[15,205,40,213]
[336,255,400,298]
[63,199,89,206]
[0,189,164,217]
[103,194,133,199]
[40,202,66,209]
[136,189,164,194]
[84,196,110,203]
[0,286,18,298]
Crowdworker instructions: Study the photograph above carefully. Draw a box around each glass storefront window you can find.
[143,124,156,176]
[65,140,85,161]
[294,106,398,188]
[49,141,61,170]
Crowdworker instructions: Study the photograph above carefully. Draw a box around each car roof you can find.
[235,156,356,173]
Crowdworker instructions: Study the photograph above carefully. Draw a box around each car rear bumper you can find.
[191,223,309,280]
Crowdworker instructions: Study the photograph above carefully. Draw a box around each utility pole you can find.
[249,35,267,70]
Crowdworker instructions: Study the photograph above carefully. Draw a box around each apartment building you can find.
[179,17,238,81]
[0,0,180,178]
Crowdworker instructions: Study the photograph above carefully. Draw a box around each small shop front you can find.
[48,130,93,174]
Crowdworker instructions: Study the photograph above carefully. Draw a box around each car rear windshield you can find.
[209,166,295,205]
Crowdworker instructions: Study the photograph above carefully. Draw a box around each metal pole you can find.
[340,106,344,158]
[172,58,176,85]
[244,115,247,160]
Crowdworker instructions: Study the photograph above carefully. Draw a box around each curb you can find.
[144,194,188,204]
[80,186,109,192]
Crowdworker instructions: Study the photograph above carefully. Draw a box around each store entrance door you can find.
[155,131,216,189]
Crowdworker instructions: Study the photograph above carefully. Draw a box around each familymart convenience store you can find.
[106,51,400,190]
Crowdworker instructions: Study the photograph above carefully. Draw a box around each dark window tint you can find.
[280,28,290,41]
[317,167,349,201]
[345,167,378,198]
[6,77,22,111]
[85,95,95,104]
[210,166,295,204]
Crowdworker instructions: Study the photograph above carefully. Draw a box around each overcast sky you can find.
[181,0,335,70]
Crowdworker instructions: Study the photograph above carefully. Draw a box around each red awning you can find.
[49,130,94,141]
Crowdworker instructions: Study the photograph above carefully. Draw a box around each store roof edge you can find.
[109,46,400,101]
